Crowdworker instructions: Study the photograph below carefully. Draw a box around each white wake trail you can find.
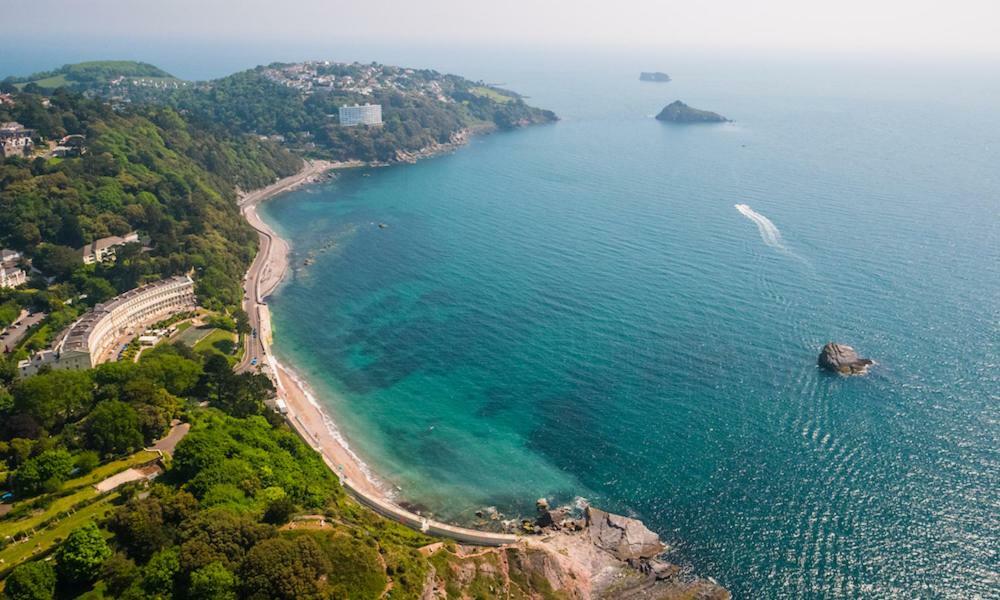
[735,203,785,249]
[735,203,813,268]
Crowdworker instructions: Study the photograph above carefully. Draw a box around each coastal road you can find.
[235,161,330,373]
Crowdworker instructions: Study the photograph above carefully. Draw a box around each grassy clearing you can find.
[0,493,119,575]
[470,86,514,103]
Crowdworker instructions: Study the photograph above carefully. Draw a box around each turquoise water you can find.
[260,60,999,597]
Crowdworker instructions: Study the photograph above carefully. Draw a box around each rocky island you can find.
[640,71,672,82]
[818,342,875,375]
[655,100,730,123]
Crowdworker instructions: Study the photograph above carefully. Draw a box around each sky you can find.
[6,0,1000,59]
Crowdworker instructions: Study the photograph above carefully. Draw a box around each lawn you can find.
[193,328,237,356]
[0,451,157,539]
[470,86,514,103]
[0,493,119,576]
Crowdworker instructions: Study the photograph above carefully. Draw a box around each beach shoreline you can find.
[236,159,518,546]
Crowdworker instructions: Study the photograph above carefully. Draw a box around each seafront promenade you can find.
[237,161,518,547]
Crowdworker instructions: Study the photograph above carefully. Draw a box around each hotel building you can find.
[18,276,196,377]
[338,103,383,126]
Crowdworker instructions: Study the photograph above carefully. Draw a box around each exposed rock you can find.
[420,506,729,600]
[655,100,729,123]
[585,507,665,561]
[536,497,549,511]
[818,342,874,375]
[536,507,569,529]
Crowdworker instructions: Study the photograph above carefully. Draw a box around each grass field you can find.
[193,328,237,355]
[0,493,119,575]
[0,451,157,539]
[470,86,514,103]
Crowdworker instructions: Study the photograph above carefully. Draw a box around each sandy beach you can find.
[237,160,517,544]
[238,159,387,499]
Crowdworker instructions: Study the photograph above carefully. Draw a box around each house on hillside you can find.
[53,134,86,157]
[0,249,26,288]
[79,231,140,264]
[0,122,34,158]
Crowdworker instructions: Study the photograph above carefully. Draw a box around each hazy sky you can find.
[8,0,1000,57]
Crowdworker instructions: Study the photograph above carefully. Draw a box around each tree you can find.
[261,496,296,525]
[12,448,74,496]
[189,562,238,600]
[2,560,56,600]
[55,521,112,586]
[239,536,330,600]
[13,369,93,431]
[74,450,100,474]
[85,400,143,455]
[32,244,81,281]
[139,548,180,597]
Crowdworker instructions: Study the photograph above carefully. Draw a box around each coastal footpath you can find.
[236,161,730,598]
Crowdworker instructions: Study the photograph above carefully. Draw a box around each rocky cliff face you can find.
[422,506,730,599]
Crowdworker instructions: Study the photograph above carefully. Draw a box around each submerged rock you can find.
[818,342,874,375]
[585,506,665,560]
[655,100,729,123]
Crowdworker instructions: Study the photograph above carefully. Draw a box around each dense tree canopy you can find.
[0,90,301,310]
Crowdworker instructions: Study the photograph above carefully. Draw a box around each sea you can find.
[6,42,998,598]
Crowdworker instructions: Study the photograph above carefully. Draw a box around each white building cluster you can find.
[0,122,34,158]
[78,231,140,264]
[338,103,383,126]
[18,276,196,377]
[0,249,27,289]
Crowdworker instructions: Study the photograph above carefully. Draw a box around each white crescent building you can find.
[18,276,196,377]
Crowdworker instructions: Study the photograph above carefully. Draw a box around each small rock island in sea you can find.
[818,342,874,375]
[640,71,671,82]
[655,100,730,123]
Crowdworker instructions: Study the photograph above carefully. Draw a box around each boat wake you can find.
[735,204,811,266]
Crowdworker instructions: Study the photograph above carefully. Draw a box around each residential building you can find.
[18,276,196,377]
[0,266,26,288]
[0,249,26,288]
[0,122,34,158]
[78,231,140,264]
[338,103,382,126]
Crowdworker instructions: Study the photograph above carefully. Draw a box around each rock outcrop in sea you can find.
[655,100,730,123]
[817,342,874,375]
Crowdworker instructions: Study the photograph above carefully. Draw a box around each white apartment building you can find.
[79,231,140,264]
[18,276,196,377]
[338,103,383,126]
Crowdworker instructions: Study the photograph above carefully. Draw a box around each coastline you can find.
[236,158,519,546]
